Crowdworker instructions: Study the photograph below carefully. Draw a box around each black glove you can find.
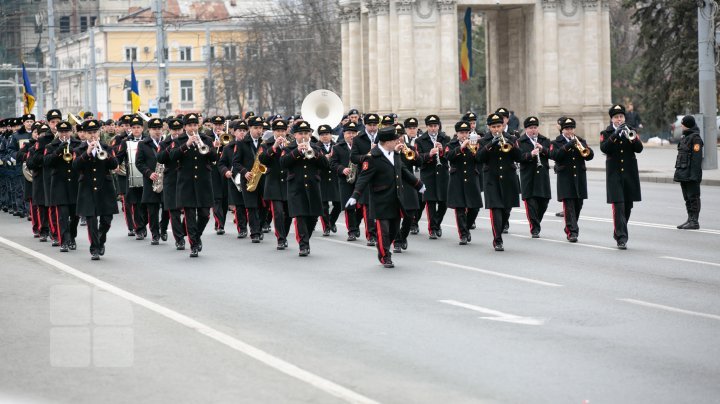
[491,136,501,145]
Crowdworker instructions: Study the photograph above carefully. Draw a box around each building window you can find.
[180,80,193,102]
[179,47,192,61]
[163,48,168,61]
[209,46,215,60]
[223,45,237,59]
[59,16,70,34]
[125,47,137,62]
[80,16,87,32]
[126,89,133,102]
[90,16,97,27]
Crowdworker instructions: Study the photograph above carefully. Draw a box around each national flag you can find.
[130,62,141,113]
[460,8,473,82]
[21,63,35,114]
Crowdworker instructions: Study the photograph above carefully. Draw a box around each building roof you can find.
[119,0,272,23]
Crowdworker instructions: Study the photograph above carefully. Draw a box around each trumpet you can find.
[498,133,512,153]
[401,143,416,160]
[434,141,443,166]
[189,132,209,154]
[62,140,73,162]
[300,139,315,159]
[95,142,108,160]
[619,124,637,141]
[534,143,543,168]
[468,133,480,154]
[574,137,591,158]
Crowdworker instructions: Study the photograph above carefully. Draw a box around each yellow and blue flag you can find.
[21,63,35,114]
[460,8,472,82]
[130,62,141,113]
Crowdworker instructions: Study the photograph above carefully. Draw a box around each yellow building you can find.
[50,22,248,120]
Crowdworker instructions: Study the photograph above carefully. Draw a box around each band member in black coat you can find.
[517,116,552,238]
[17,126,37,235]
[134,117,164,245]
[317,124,341,236]
[258,119,292,250]
[347,126,425,268]
[74,123,118,260]
[415,114,450,239]
[279,121,328,256]
[232,116,266,243]
[218,120,248,238]
[26,123,52,241]
[549,117,594,243]
[392,123,422,252]
[600,104,643,248]
[168,113,217,257]
[208,115,229,235]
[446,121,483,245]
[115,116,147,239]
[402,117,423,234]
[673,115,704,230]
[462,111,483,232]
[495,107,522,234]
[157,118,187,249]
[44,121,81,252]
[329,122,360,241]
[110,114,134,235]
[349,113,380,245]
[478,113,521,251]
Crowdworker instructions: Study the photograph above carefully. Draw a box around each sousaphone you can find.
[300,89,344,139]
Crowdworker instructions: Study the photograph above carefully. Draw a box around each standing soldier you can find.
[279,121,328,256]
[232,116,266,243]
[217,120,248,239]
[350,113,380,245]
[134,117,164,245]
[169,113,216,257]
[517,116,551,238]
[329,121,360,241]
[258,119,292,250]
[446,121,483,245]
[317,124,341,236]
[478,113,521,251]
[74,121,118,260]
[600,104,643,249]
[393,123,422,252]
[44,121,81,252]
[209,115,229,235]
[673,115,703,230]
[156,118,187,249]
[416,114,450,239]
[550,117,594,243]
[495,107,522,234]
[347,126,425,268]
[27,123,52,241]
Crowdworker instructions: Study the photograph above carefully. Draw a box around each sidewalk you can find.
[586,143,720,186]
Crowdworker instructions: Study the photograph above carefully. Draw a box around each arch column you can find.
[375,0,391,112]
[342,3,362,109]
[367,3,378,112]
[438,0,459,114]
[396,0,416,115]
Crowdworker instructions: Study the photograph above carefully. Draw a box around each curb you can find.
[587,167,720,186]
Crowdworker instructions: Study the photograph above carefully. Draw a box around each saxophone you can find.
[152,163,165,193]
[245,152,267,192]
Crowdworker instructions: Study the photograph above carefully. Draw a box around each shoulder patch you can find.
[281,150,286,156]
[693,143,701,152]
[599,134,604,142]
[362,161,369,171]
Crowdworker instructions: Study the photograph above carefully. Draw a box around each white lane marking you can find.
[433,261,562,288]
[580,215,720,235]
[618,298,720,322]
[511,234,617,251]
[314,236,377,251]
[659,256,720,268]
[439,299,546,326]
[0,236,379,404]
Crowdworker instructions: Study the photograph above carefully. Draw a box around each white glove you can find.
[419,185,426,194]
[345,197,357,208]
[10,157,16,165]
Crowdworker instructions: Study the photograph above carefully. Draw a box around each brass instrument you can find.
[619,124,637,141]
[220,121,231,145]
[468,133,480,154]
[152,163,165,193]
[190,132,210,155]
[574,137,591,158]
[95,143,108,160]
[534,142,543,168]
[402,144,416,160]
[22,162,33,182]
[498,133,512,153]
[246,152,267,192]
[126,140,143,188]
[62,141,73,162]
[300,139,315,159]
[136,110,152,122]
[434,141,443,166]
[346,162,358,183]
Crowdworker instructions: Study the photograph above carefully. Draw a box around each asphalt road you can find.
[1,171,719,404]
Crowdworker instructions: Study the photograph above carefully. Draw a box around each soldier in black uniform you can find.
[673,115,704,230]
[217,120,248,238]
[44,110,63,246]
[74,121,118,260]
[350,113,380,245]
[600,104,643,249]
[495,107,522,234]
[157,118,187,249]
[17,123,38,234]
[392,123,422,252]
[232,116,266,243]
[208,115,229,235]
[111,114,135,235]
[446,121,483,245]
[134,117,164,245]
[317,124,341,236]
[116,116,147,239]
[7,114,34,218]
[279,121,328,256]
[330,121,360,241]
[347,126,425,267]
[478,113,521,251]
[169,113,216,257]
[549,117,594,243]
[258,119,292,250]
[415,114,450,239]
[403,117,423,234]
[517,116,551,238]
[44,121,81,252]
[462,112,482,231]
[27,123,52,241]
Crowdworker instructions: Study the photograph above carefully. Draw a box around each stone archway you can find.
[338,0,611,141]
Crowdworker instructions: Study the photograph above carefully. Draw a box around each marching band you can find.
[0,101,702,266]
